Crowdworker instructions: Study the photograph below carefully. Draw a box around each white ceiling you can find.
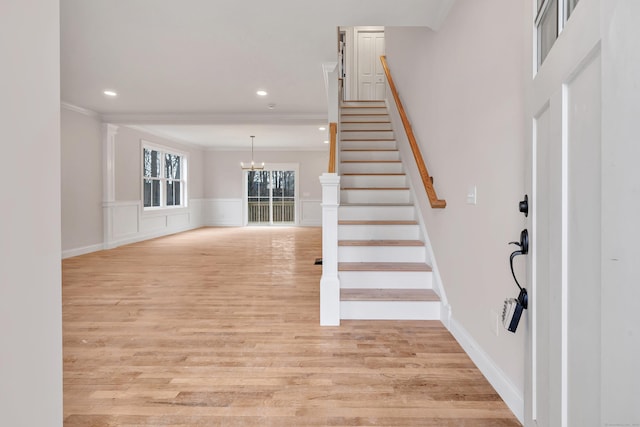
[61,0,454,149]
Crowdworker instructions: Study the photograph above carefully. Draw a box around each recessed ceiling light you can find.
[318,127,326,131]
[256,90,268,96]
[103,90,117,97]
[324,140,329,144]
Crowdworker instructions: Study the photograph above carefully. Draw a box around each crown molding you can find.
[61,101,100,118]
[101,112,327,126]
[205,145,329,153]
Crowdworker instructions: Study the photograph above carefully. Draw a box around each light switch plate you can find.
[466,185,477,205]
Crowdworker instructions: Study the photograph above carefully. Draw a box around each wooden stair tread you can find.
[340,289,439,302]
[341,149,398,152]
[341,105,386,109]
[341,138,396,141]
[339,262,432,272]
[340,203,414,206]
[342,173,405,176]
[341,113,389,117]
[341,160,400,163]
[338,220,418,225]
[341,129,391,132]
[341,187,409,191]
[341,121,391,124]
[339,240,423,247]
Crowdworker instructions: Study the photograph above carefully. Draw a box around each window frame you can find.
[141,141,188,211]
[535,0,581,70]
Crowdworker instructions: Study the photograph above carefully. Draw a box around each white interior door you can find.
[357,30,385,100]
[528,0,601,425]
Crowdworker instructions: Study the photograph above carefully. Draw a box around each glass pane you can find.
[247,171,270,224]
[538,0,558,67]
[166,181,175,206]
[143,179,152,207]
[165,154,181,179]
[566,0,580,20]
[166,181,181,206]
[152,180,160,206]
[143,149,161,178]
[144,179,161,207]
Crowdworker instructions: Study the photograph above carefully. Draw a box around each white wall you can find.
[600,1,640,423]
[61,107,104,256]
[204,149,327,226]
[0,1,62,425]
[385,0,527,419]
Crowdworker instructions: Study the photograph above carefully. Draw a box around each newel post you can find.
[319,173,341,326]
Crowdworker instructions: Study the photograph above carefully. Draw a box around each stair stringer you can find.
[383,98,452,328]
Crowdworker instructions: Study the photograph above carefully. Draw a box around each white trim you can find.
[62,243,104,259]
[322,62,338,97]
[205,146,329,152]
[102,113,327,125]
[61,101,99,118]
[140,141,189,210]
[126,125,203,150]
[448,318,524,424]
[560,82,569,427]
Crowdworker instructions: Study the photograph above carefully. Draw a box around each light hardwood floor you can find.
[63,227,520,426]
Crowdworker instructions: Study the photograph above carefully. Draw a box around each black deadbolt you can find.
[519,194,529,217]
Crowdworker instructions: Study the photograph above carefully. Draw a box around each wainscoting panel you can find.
[204,198,243,226]
[300,199,321,226]
[99,199,206,253]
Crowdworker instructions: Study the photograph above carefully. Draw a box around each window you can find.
[246,169,296,225]
[142,144,187,209]
[536,0,581,69]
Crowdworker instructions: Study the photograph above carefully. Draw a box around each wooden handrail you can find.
[328,122,337,173]
[380,56,446,209]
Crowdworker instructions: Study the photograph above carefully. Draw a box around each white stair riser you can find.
[339,205,416,221]
[339,271,432,289]
[338,224,420,240]
[341,122,392,131]
[340,150,399,161]
[341,130,394,140]
[341,175,407,188]
[340,107,388,115]
[340,162,404,174]
[338,246,426,263]
[340,140,397,150]
[341,101,386,108]
[341,189,411,204]
[340,301,441,320]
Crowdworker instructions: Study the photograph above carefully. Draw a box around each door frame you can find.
[345,26,384,100]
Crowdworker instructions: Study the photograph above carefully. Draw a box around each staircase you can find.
[337,100,441,320]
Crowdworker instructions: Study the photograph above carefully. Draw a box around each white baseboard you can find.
[447,317,524,424]
[62,243,104,259]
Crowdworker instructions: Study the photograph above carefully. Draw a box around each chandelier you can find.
[240,135,264,171]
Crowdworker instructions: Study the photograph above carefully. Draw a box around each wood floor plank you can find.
[62,227,520,426]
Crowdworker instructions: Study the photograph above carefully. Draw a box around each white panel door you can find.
[357,31,385,100]
[528,0,602,426]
